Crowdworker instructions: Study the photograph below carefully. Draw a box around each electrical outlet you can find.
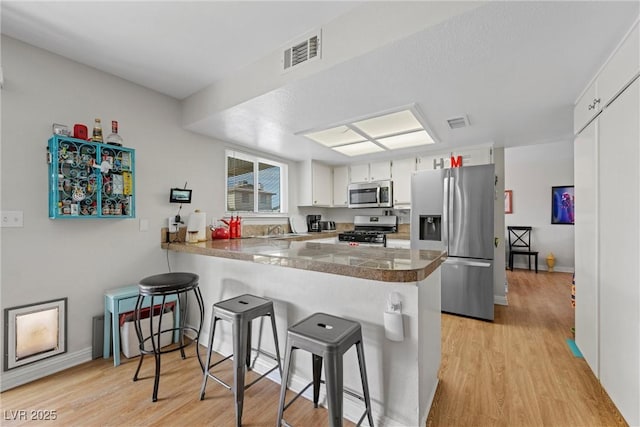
[1,211,23,228]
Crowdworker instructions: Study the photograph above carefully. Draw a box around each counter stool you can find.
[132,272,204,402]
[276,312,374,427]
[199,294,282,427]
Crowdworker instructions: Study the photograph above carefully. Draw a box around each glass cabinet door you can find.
[98,145,135,217]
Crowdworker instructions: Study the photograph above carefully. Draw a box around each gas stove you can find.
[338,215,397,247]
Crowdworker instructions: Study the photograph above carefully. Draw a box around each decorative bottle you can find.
[106,121,123,146]
[237,216,242,238]
[92,118,103,142]
[230,215,238,239]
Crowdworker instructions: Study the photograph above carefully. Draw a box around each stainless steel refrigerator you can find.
[411,164,495,320]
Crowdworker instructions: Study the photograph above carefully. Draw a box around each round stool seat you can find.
[132,271,204,402]
[139,272,199,295]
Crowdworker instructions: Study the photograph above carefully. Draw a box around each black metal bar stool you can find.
[199,294,282,427]
[276,312,374,427]
[132,272,204,402]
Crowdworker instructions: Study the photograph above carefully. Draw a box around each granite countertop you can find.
[162,237,445,283]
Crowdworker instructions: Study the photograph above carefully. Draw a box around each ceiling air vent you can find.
[283,31,321,71]
[447,116,470,130]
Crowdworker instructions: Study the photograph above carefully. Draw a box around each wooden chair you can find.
[508,226,539,273]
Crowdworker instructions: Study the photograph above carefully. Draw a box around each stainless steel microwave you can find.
[348,180,393,209]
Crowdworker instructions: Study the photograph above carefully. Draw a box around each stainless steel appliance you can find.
[411,165,495,320]
[348,180,393,209]
[338,215,397,247]
[319,220,336,231]
[306,214,322,232]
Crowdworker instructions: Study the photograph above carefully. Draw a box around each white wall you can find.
[504,140,574,272]
[0,36,300,388]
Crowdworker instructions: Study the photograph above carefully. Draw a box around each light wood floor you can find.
[427,270,626,427]
[0,270,626,426]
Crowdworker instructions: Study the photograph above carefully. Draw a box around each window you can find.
[226,150,287,214]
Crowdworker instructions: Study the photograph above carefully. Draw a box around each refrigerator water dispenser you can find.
[419,215,441,241]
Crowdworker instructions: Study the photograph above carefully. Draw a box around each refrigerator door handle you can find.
[442,177,449,248]
[444,258,492,268]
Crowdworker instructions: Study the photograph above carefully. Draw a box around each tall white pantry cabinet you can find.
[574,19,639,426]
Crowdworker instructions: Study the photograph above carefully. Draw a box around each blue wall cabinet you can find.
[48,135,135,219]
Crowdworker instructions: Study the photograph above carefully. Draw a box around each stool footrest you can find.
[281,379,370,426]
[204,357,280,391]
[245,365,279,390]
[204,372,232,391]
[282,380,315,412]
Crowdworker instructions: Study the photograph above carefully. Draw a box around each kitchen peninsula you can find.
[163,237,445,426]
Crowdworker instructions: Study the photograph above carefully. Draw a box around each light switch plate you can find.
[139,218,149,232]
[1,211,23,227]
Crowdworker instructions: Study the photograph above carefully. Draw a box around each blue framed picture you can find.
[551,185,574,224]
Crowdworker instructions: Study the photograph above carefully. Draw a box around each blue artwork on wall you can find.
[551,185,574,224]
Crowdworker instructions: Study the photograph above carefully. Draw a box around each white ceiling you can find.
[2,1,639,164]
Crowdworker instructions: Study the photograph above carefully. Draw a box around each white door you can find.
[598,77,639,427]
[574,118,599,377]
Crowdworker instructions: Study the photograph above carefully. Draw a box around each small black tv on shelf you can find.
[169,188,192,204]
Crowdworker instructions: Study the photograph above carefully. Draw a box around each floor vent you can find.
[447,115,470,129]
[283,30,321,71]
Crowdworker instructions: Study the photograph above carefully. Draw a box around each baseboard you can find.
[0,347,93,392]
[510,263,575,274]
[494,295,509,306]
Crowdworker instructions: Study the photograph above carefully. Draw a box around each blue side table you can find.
[103,284,180,367]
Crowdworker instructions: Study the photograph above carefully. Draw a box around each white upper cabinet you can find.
[332,165,349,207]
[574,22,639,134]
[369,161,391,181]
[312,162,332,206]
[417,147,493,171]
[298,160,332,207]
[598,22,639,109]
[349,161,391,183]
[350,163,370,183]
[391,158,416,206]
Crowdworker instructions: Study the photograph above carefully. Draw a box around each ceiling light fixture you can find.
[300,106,437,157]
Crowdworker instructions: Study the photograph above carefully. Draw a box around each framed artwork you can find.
[551,185,574,224]
[505,190,513,214]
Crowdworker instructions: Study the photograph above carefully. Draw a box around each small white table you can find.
[103,284,179,367]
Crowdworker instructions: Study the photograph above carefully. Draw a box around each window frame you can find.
[225,149,288,216]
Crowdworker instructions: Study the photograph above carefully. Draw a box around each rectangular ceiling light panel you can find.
[377,130,434,149]
[304,125,365,147]
[332,141,385,156]
[352,110,423,138]
[301,107,438,157]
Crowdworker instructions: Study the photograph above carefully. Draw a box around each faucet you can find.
[266,224,283,235]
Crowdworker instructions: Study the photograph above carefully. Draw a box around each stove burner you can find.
[338,230,387,245]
